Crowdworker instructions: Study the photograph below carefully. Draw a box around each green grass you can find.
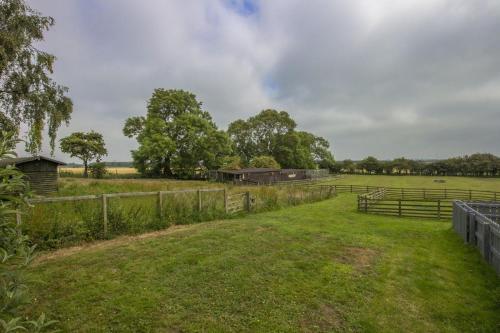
[25,194,500,332]
[325,175,500,191]
[56,178,217,196]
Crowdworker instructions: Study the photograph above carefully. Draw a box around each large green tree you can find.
[124,89,232,178]
[60,131,107,178]
[228,109,334,169]
[0,0,72,153]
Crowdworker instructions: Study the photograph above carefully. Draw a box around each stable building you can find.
[0,156,66,195]
[212,168,281,185]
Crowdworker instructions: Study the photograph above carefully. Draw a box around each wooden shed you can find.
[0,156,65,195]
[213,168,281,185]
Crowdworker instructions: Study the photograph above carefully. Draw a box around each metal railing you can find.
[453,201,500,275]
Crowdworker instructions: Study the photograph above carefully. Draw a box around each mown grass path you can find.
[25,195,500,332]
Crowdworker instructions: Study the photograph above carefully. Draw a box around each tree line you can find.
[333,154,500,177]
[123,89,334,178]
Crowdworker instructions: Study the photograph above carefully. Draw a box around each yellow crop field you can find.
[59,167,138,175]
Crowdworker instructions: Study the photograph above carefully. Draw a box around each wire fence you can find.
[453,201,500,275]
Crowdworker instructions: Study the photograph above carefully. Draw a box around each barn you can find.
[212,168,281,185]
[0,156,66,195]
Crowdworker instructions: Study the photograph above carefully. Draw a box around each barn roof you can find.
[218,168,280,175]
[0,156,66,167]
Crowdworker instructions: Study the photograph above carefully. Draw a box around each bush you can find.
[89,162,107,179]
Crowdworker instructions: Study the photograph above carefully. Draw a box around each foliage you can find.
[24,195,500,332]
[249,155,280,169]
[228,109,334,169]
[0,132,57,332]
[358,156,383,174]
[0,0,72,154]
[220,156,242,170]
[124,89,232,178]
[88,162,107,179]
[59,131,107,178]
[337,153,500,176]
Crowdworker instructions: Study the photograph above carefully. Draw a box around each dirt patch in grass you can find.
[300,304,345,332]
[337,246,378,272]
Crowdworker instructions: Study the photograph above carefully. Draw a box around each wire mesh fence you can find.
[453,201,500,275]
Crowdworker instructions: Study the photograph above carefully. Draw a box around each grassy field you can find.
[326,174,500,192]
[25,194,499,332]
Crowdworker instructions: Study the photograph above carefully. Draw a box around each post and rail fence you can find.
[21,185,337,246]
[355,186,499,219]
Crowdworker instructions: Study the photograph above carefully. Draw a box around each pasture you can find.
[25,195,500,332]
[326,174,500,191]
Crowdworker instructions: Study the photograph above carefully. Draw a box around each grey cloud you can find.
[23,0,500,162]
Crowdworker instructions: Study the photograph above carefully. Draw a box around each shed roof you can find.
[0,156,66,167]
[218,168,280,175]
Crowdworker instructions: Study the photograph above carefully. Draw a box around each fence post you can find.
[483,223,491,262]
[16,211,22,227]
[224,189,228,213]
[398,200,402,217]
[350,185,353,193]
[246,191,251,212]
[198,189,202,211]
[364,196,368,213]
[158,191,164,219]
[437,200,441,219]
[102,194,108,237]
[469,189,472,200]
[467,212,475,244]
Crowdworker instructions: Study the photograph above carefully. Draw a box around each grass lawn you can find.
[325,174,500,192]
[25,194,500,332]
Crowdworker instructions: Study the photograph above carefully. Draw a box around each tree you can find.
[60,131,107,178]
[124,89,232,178]
[359,156,382,174]
[249,155,281,169]
[221,156,242,170]
[0,131,57,332]
[228,109,334,169]
[0,0,73,153]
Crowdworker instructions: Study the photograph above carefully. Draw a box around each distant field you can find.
[59,167,138,175]
[325,174,500,192]
[25,196,500,332]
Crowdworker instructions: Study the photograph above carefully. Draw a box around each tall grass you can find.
[23,185,334,250]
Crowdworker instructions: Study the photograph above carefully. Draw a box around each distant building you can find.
[0,156,66,195]
[210,168,323,185]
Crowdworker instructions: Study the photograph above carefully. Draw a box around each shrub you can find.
[89,162,107,179]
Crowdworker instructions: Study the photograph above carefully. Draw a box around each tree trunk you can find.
[83,160,89,178]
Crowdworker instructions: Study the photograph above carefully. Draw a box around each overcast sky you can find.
[23,0,500,162]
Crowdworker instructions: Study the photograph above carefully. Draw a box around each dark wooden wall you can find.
[17,160,59,194]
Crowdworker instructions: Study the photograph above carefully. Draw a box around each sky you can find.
[22,0,500,162]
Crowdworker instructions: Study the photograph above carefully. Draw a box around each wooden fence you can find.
[25,188,231,237]
[356,187,500,219]
[20,185,337,249]
[453,201,500,275]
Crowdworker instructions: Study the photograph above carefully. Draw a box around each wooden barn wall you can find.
[17,161,59,194]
